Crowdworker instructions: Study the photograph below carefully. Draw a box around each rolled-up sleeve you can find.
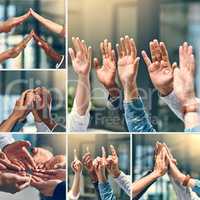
[0,134,15,149]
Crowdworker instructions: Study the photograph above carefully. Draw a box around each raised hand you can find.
[69,37,92,77]
[32,31,62,62]
[117,35,140,101]
[71,149,83,174]
[142,40,173,96]
[106,145,120,178]
[3,141,36,170]
[30,8,65,38]
[0,173,31,194]
[94,39,119,97]
[0,11,31,33]
[173,42,196,108]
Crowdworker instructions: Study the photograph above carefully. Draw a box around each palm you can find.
[73,55,90,75]
[96,59,116,87]
[118,56,136,86]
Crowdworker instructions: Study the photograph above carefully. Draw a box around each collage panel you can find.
[0,0,65,69]
[0,133,66,200]
[132,134,200,200]
[0,70,66,132]
[68,133,131,200]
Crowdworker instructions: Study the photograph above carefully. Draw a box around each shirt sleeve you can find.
[191,179,200,198]
[98,181,116,200]
[0,134,15,149]
[68,98,91,132]
[35,122,50,132]
[160,90,183,120]
[123,97,156,132]
[185,125,200,133]
[114,171,131,196]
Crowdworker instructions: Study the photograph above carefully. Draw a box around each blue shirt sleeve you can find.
[98,181,116,200]
[185,125,200,132]
[192,179,200,197]
[11,119,27,132]
[123,97,156,132]
[52,181,66,200]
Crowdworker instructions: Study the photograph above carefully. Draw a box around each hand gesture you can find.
[69,37,92,77]
[0,173,31,194]
[71,149,83,174]
[44,155,66,170]
[0,11,30,33]
[153,148,168,177]
[117,36,140,101]
[142,40,174,96]
[32,31,62,62]
[3,141,36,170]
[106,145,120,178]
[94,39,119,96]
[8,31,33,58]
[173,42,196,107]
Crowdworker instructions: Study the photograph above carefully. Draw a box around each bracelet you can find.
[183,175,191,187]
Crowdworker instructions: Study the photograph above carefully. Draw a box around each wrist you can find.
[9,112,21,122]
[106,83,120,98]
[43,118,57,130]
[98,175,107,183]
[159,84,173,97]
[124,84,139,102]
[112,169,121,178]
[151,170,162,179]
[182,98,199,115]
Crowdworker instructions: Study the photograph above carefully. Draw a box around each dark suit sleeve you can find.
[52,181,66,200]
[11,119,27,132]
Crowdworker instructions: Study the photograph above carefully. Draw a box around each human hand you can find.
[173,42,197,109]
[117,36,140,101]
[0,173,31,194]
[31,179,61,197]
[153,148,168,178]
[8,31,33,59]
[32,31,62,62]
[69,37,92,77]
[0,11,31,33]
[94,39,119,97]
[71,150,83,174]
[106,145,120,178]
[3,141,36,170]
[32,169,66,181]
[43,155,66,170]
[32,147,53,168]
[142,40,174,96]
[82,148,98,182]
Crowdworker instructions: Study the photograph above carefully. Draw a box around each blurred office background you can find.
[0,0,65,69]
[0,71,66,132]
[68,0,200,132]
[0,134,66,200]
[133,134,200,200]
[68,134,130,200]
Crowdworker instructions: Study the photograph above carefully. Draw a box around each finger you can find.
[0,160,21,171]
[130,38,137,59]
[16,178,31,190]
[22,147,37,169]
[149,41,157,62]
[111,50,116,64]
[153,39,162,61]
[110,145,117,157]
[190,54,195,74]
[74,149,78,160]
[93,58,100,70]
[69,48,75,62]
[103,39,109,58]
[133,57,140,74]
[101,146,106,159]
[77,37,85,55]
[13,12,30,26]
[108,42,113,59]
[82,40,88,56]
[72,37,80,53]
[86,146,90,153]
[100,42,105,58]
[160,42,169,62]
[142,50,152,67]
[88,46,92,66]
[0,163,6,170]
[124,35,131,55]
[120,37,126,56]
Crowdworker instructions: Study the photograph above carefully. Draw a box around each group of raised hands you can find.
[0,87,62,132]
[133,142,199,199]
[69,145,130,199]
[69,36,200,132]
[0,9,64,64]
[0,140,65,197]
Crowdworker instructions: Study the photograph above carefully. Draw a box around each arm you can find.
[30,9,65,38]
[0,11,30,33]
[68,37,92,131]
[0,32,33,63]
[32,31,62,63]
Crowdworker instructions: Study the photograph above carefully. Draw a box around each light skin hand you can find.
[117,35,140,102]
[93,157,107,183]
[69,37,92,116]
[94,39,120,97]
[142,40,174,96]
[44,155,66,170]
[0,173,31,194]
[30,8,65,38]
[106,145,120,178]
[3,141,36,170]
[0,11,31,33]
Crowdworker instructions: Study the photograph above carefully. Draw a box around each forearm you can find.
[75,75,90,116]
[132,171,159,198]
[69,172,81,198]
[45,48,62,62]
[0,50,11,63]
[0,114,19,132]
